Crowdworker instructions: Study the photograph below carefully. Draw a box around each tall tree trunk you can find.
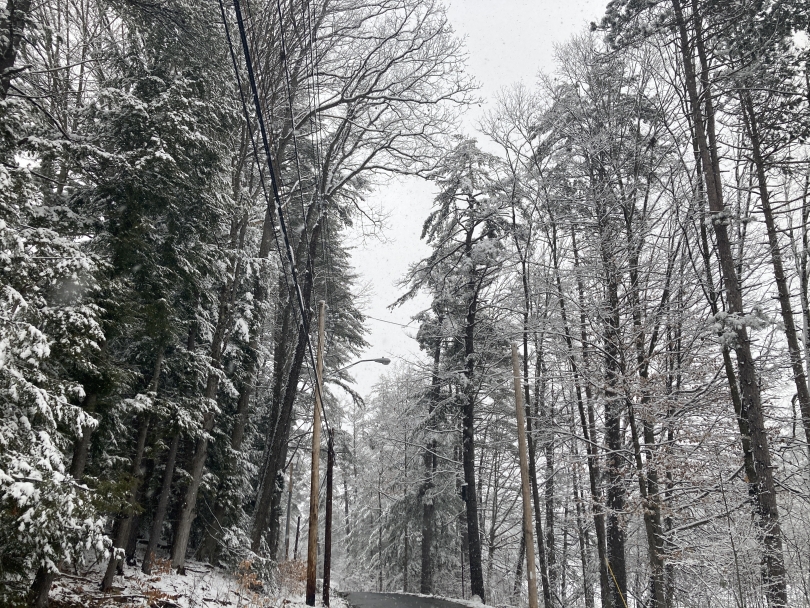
[294,515,301,560]
[740,92,810,453]
[284,460,295,560]
[172,216,247,571]
[552,220,611,608]
[624,204,673,608]
[526,344,552,608]
[0,0,32,99]
[420,313,443,594]
[799,175,810,377]
[514,532,526,602]
[143,324,197,574]
[690,123,759,505]
[671,1,787,603]
[594,177,627,608]
[544,400,556,601]
[102,349,164,589]
[101,413,152,590]
[343,474,351,541]
[573,457,595,608]
[486,450,499,591]
[200,197,279,560]
[170,374,219,572]
[626,403,667,608]
[602,290,626,608]
[142,430,180,574]
[197,360,257,562]
[511,199,553,607]
[461,222,486,603]
[251,219,322,553]
[70,392,98,481]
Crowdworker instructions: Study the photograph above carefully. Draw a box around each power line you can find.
[217,0,291,300]
[274,0,337,391]
[228,0,331,435]
[365,314,414,328]
[275,0,314,270]
[271,0,335,436]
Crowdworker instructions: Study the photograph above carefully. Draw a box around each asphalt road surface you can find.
[344,592,470,608]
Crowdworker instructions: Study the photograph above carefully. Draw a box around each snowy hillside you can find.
[48,556,332,608]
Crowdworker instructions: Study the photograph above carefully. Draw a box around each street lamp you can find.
[307,352,391,607]
[331,357,391,375]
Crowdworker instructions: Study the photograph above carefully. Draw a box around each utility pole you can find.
[323,430,335,606]
[512,343,539,608]
[306,301,326,606]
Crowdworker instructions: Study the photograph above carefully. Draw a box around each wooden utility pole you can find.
[512,343,539,608]
[306,301,327,606]
[323,430,335,606]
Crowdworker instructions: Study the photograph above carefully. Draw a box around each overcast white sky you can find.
[345,0,608,395]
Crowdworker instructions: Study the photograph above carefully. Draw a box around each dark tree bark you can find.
[602,284,627,608]
[284,460,295,560]
[28,566,57,608]
[197,359,256,562]
[0,0,31,99]
[101,411,152,590]
[101,348,164,589]
[525,350,553,608]
[420,313,443,594]
[740,92,810,453]
[171,215,248,571]
[251,218,322,553]
[461,219,486,603]
[170,373,219,571]
[511,194,553,607]
[592,167,628,608]
[199,187,279,561]
[70,392,97,481]
[513,531,526,602]
[293,515,301,560]
[624,193,673,608]
[671,1,787,604]
[549,219,611,608]
[143,431,180,574]
[573,460,595,608]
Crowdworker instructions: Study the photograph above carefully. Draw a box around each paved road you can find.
[345,592,470,608]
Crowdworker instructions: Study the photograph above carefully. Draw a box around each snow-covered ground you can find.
[49,555,344,608]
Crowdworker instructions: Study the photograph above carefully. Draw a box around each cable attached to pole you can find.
[229,0,331,434]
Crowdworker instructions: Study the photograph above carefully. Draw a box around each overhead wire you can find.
[274,0,314,259]
[300,0,354,384]
[226,0,331,435]
[216,0,292,304]
[236,0,317,404]
[296,0,338,360]
[218,0,306,497]
[273,0,336,435]
[276,0,344,428]
[274,0,336,392]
